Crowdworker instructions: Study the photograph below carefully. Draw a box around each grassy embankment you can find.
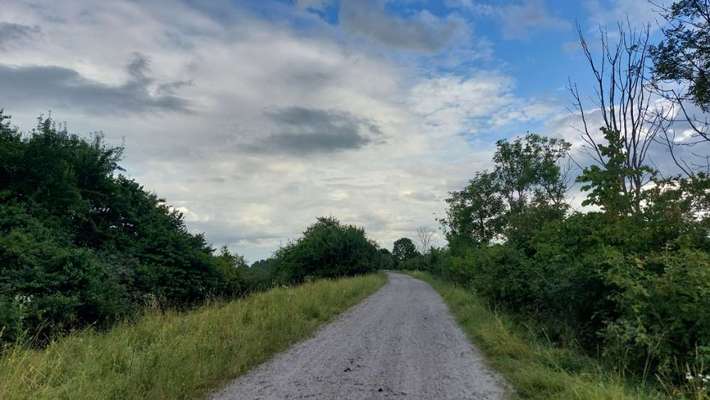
[0,273,386,400]
[409,271,668,400]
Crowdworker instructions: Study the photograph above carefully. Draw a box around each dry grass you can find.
[0,273,386,400]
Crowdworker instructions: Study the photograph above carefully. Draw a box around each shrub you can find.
[392,237,418,266]
[603,248,710,378]
[0,112,247,345]
[434,130,710,386]
[274,217,381,282]
[0,202,131,343]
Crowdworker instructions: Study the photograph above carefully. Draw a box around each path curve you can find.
[211,272,507,400]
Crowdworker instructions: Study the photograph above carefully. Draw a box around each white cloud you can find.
[584,0,671,30]
[0,0,554,261]
[340,0,465,51]
[449,0,570,39]
[498,0,570,39]
[410,72,556,137]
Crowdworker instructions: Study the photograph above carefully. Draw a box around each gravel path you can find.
[211,272,508,400]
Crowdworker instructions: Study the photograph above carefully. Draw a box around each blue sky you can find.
[0,0,668,260]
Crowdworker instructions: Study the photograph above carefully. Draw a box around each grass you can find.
[0,273,387,400]
[408,271,667,400]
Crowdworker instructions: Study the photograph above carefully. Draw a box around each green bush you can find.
[0,202,131,343]
[430,211,710,382]
[392,237,418,267]
[274,217,382,282]
[603,248,710,378]
[0,112,247,345]
[433,130,710,388]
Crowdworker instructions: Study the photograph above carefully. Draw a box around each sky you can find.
[0,0,675,261]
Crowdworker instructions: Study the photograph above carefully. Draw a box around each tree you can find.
[571,25,666,213]
[415,226,434,254]
[652,0,710,112]
[274,217,379,282]
[0,112,246,344]
[493,133,570,212]
[651,0,710,176]
[441,171,505,247]
[213,246,248,296]
[441,133,570,249]
[376,248,395,270]
[0,110,22,192]
[577,128,653,215]
[392,238,418,264]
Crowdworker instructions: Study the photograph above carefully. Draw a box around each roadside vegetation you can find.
[410,271,664,400]
[0,112,390,347]
[0,273,386,400]
[394,3,710,398]
[1,0,709,399]
[0,104,392,399]
[397,132,708,398]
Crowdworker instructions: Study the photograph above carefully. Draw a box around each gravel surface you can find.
[211,272,508,400]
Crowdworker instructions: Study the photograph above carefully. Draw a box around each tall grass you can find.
[0,273,386,400]
[408,271,669,400]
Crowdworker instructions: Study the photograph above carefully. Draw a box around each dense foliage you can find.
[0,112,249,344]
[652,0,710,112]
[392,237,418,267]
[272,217,386,283]
[441,133,570,250]
[411,5,710,390]
[0,112,383,346]
[411,130,710,387]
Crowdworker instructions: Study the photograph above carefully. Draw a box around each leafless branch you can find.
[570,23,662,212]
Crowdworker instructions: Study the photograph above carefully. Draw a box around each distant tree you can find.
[245,258,282,291]
[493,133,570,213]
[274,217,379,282]
[392,238,418,264]
[441,171,505,248]
[442,134,570,249]
[377,248,395,270]
[213,246,248,296]
[415,226,434,254]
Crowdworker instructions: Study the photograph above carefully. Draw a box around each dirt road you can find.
[211,272,507,399]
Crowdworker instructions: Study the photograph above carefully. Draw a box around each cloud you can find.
[449,0,569,39]
[584,0,670,29]
[541,97,710,206]
[0,53,190,114]
[246,107,383,156]
[295,0,331,11]
[409,72,554,137]
[0,0,553,262]
[340,0,464,51]
[499,0,570,39]
[0,22,40,50]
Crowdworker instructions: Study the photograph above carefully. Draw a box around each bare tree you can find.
[415,226,434,254]
[569,23,669,212]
